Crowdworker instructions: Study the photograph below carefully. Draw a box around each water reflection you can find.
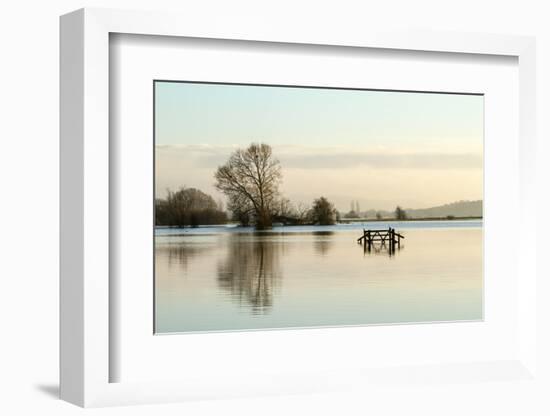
[312,231,335,256]
[155,226,483,333]
[357,233,406,257]
[359,240,405,257]
[157,243,212,270]
[217,236,281,314]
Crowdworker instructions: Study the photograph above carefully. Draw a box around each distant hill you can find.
[406,200,482,219]
[362,200,482,219]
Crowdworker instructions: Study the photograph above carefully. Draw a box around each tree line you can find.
[344,205,407,220]
[156,142,408,229]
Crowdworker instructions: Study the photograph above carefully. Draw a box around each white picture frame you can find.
[60,7,537,407]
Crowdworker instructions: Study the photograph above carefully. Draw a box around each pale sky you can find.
[155,81,483,211]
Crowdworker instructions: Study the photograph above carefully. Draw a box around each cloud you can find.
[280,152,481,170]
[156,144,482,170]
[155,144,483,209]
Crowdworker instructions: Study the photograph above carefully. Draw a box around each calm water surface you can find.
[155,220,482,333]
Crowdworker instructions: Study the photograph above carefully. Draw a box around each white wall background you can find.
[0,1,548,415]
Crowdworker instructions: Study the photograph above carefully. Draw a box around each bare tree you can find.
[227,193,254,227]
[214,143,282,230]
[275,197,294,219]
[295,202,310,224]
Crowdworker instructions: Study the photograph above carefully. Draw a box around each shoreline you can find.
[155,216,483,229]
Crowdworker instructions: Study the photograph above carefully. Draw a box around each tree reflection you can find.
[312,231,334,256]
[155,243,211,270]
[217,236,281,314]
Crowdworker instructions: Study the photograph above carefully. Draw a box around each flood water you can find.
[155,221,483,333]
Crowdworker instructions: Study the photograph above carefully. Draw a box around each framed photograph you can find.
[152,80,484,334]
[60,8,538,407]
